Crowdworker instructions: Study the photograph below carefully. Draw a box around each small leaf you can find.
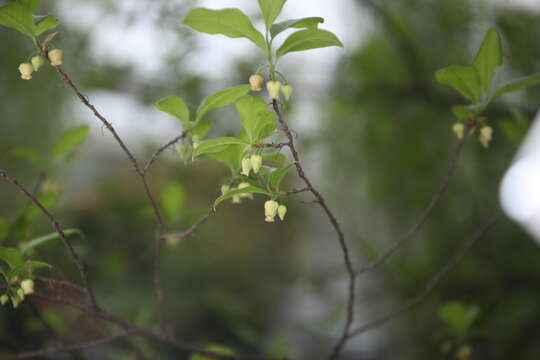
[270,17,324,38]
[9,147,47,167]
[34,14,59,35]
[20,229,83,254]
[53,125,90,160]
[435,65,481,103]
[0,0,58,38]
[438,301,480,338]
[491,73,540,101]
[0,247,24,269]
[154,96,191,124]
[269,164,292,190]
[183,8,266,49]
[196,85,251,123]
[277,29,343,58]
[193,137,249,158]
[205,144,247,173]
[214,186,270,208]
[258,0,286,30]
[451,103,486,120]
[189,345,234,360]
[26,192,59,220]
[473,28,503,97]
[235,95,276,143]
[160,182,185,221]
[7,261,51,279]
[263,153,286,167]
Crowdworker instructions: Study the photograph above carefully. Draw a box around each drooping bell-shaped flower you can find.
[18,63,33,80]
[21,279,34,295]
[452,123,465,140]
[264,200,279,222]
[281,85,294,101]
[267,81,282,100]
[479,126,493,148]
[241,157,252,176]
[48,49,64,66]
[250,154,262,174]
[278,204,287,221]
[249,74,265,92]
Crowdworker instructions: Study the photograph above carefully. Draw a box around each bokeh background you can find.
[1,0,540,359]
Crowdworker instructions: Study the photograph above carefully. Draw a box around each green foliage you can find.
[214,186,270,208]
[235,95,276,144]
[472,28,503,97]
[436,65,482,103]
[19,228,84,254]
[183,8,266,49]
[270,17,324,38]
[154,96,191,125]
[268,164,292,191]
[258,0,287,30]
[0,0,58,39]
[53,125,90,161]
[160,182,185,221]
[9,147,47,167]
[277,29,343,58]
[192,137,248,158]
[195,85,251,124]
[438,301,480,339]
[189,344,234,360]
[491,73,540,100]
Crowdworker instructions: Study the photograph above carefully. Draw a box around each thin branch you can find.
[55,67,168,333]
[347,212,501,339]
[144,132,187,173]
[162,208,216,240]
[253,142,290,149]
[286,187,310,195]
[270,100,356,360]
[355,131,469,276]
[0,168,99,309]
[3,331,133,359]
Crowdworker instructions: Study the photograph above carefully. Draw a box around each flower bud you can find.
[452,123,464,140]
[48,49,64,66]
[250,154,262,174]
[267,81,282,100]
[16,288,25,300]
[0,294,8,305]
[11,295,21,308]
[232,194,242,204]
[238,182,253,199]
[249,74,265,92]
[264,200,279,222]
[278,204,287,221]
[221,184,230,195]
[18,63,33,80]
[21,279,34,295]
[31,55,45,71]
[192,135,200,149]
[241,157,252,176]
[165,236,182,248]
[281,85,294,101]
[177,144,188,161]
[479,126,493,148]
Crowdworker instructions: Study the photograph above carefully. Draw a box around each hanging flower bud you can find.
[479,126,493,148]
[264,200,279,222]
[16,288,25,300]
[11,296,22,308]
[21,279,34,295]
[221,184,230,195]
[249,74,265,92]
[278,204,287,221]
[18,63,33,80]
[232,194,242,204]
[0,294,8,305]
[31,55,45,71]
[267,81,282,100]
[192,135,200,150]
[452,123,465,140]
[177,144,188,162]
[281,85,294,101]
[238,182,253,199]
[241,157,252,176]
[250,154,262,174]
[48,49,64,66]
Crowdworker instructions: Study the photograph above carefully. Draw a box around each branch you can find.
[347,212,501,339]
[253,141,290,149]
[55,67,168,333]
[355,131,469,276]
[270,100,356,360]
[144,132,187,173]
[162,208,216,240]
[286,187,310,195]
[0,168,99,309]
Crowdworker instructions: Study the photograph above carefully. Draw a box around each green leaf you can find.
[160,182,185,221]
[473,28,503,97]
[491,73,540,101]
[53,125,90,160]
[20,229,83,254]
[7,261,51,278]
[0,247,23,269]
[270,17,324,38]
[451,103,486,120]
[269,164,292,190]
[435,65,481,103]
[183,8,266,49]
[499,108,530,144]
[196,85,251,123]
[263,153,286,167]
[26,192,59,220]
[438,302,480,338]
[9,147,47,167]
[189,345,234,360]
[235,95,276,143]
[277,29,343,58]
[154,96,191,124]
[206,144,247,173]
[258,0,286,30]
[0,0,58,38]
[193,137,249,158]
[189,119,213,139]
[214,186,270,208]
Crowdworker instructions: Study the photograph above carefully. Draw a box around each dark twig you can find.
[0,168,99,309]
[355,132,469,276]
[55,67,168,333]
[270,100,356,360]
[286,187,310,195]
[347,212,500,338]
[253,142,290,149]
[162,208,216,240]
[144,132,187,173]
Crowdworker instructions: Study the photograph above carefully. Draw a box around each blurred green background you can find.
[1,0,540,359]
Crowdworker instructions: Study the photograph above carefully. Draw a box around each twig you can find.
[3,331,133,359]
[55,67,168,333]
[270,100,356,360]
[347,212,501,339]
[144,132,187,173]
[0,168,99,310]
[286,187,310,195]
[162,208,216,240]
[253,142,290,149]
[355,132,469,276]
